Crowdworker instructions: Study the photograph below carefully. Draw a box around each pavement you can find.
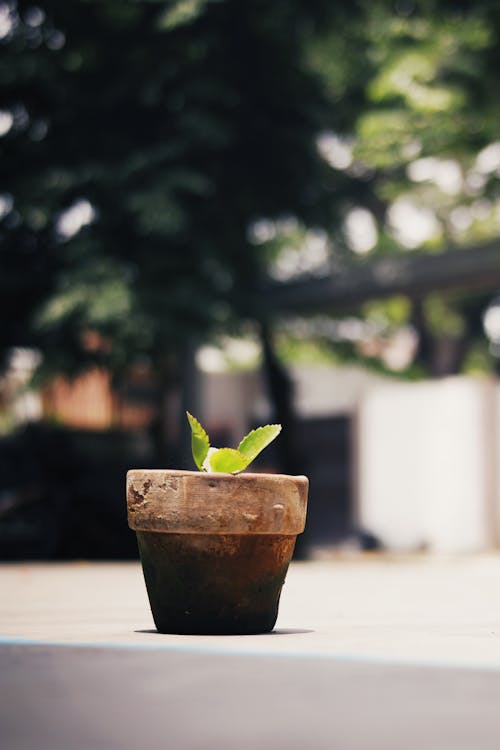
[1,555,500,749]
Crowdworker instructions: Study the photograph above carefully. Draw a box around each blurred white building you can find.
[356,376,500,553]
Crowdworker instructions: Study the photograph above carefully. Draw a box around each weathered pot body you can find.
[127,469,308,634]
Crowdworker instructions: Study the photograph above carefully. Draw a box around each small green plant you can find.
[186,412,281,474]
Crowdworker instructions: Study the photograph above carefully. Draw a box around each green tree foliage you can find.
[2,0,500,385]
[268,1,500,376]
[0,0,347,377]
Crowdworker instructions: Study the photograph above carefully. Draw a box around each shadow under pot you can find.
[127,469,308,635]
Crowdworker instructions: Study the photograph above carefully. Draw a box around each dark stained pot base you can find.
[137,531,297,635]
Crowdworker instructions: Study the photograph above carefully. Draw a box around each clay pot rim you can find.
[127,468,308,483]
[127,469,308,535]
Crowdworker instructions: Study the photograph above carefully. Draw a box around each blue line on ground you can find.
[1,634,500,672]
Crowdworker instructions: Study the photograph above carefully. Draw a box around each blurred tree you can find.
[3,0,500,464]
[346,0,500,375]
[0,0,359,459]
[264,0,500,376]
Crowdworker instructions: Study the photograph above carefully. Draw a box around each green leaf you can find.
[207,448,249,474]
[186,411,210,471]
[238,424,282,463]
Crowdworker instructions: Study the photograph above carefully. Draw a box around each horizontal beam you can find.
[266,241,500,314]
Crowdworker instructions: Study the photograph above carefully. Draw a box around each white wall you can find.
[291,364,387,418]
[495,383,500,546]
[357,377,497,553]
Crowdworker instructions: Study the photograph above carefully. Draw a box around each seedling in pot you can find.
[186,411,281,474]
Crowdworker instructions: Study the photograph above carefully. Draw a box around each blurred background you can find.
[2,0,500,560]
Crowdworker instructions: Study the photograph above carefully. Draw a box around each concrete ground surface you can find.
[1,556,500,749]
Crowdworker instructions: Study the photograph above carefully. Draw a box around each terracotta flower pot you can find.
[127,469,308,635]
